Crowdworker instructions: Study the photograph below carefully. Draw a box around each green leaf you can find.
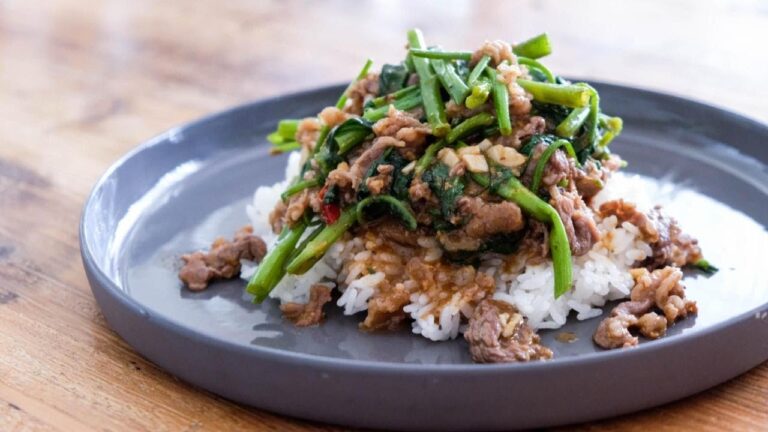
[379,63,410,95]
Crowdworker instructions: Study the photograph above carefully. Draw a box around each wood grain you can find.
[1,0,766,430]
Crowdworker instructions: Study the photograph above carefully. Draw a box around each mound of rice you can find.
[243,152,657,341]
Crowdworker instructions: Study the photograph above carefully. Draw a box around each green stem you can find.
[335,58,374,110]
[431,58,470,104]
[465,77,492,109]
[281,178,321,201]
[598,114,623,148]
[368,84,419,108]
[308,59,374,161]
[494,177,572,298]
[446,112,495,144]
[467,55,491,86]
[407,29,450,137]
[415,139,446,176]
[247,222,308,303]
[574,84,600,161]
[516,80,592,108]
[486,66,512,136]
[286,205,359,275]
[277,119,300,139]
[517,57,555,83]
[287,223,326,263]
[555,107,590,138]
[362,90,423,122]
[409,49,472,61]
[512,33,552,59]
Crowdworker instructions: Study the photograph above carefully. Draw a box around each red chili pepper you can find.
[322,203,341,224]
[317,184,340,224]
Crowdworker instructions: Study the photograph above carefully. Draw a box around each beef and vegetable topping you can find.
[176,29,717,363]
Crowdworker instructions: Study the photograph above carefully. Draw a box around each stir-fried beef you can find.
[644,207,702,270]
[280,284,333,326]
[522,143,570,190]
[318,107,350,128]
[493,116,546,149]
[593,266,696,349]
[344,72,379,115]
[599,200,702,269]
[592,299,665,349]
[465,299,553,363]
[295,118,321,153]
[573,160,606,201]
[284,189,312,227]
[459,196,525,238]
[550,186,600,256]
[470,40,516,66]
[179,226,267,291]
[327,136,403,201]
[372,106,431,160]
[365,164,394,196]
[630,266,698,323]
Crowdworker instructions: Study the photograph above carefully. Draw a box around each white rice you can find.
[243,152,663,341]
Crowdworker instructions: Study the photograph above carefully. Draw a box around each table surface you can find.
[1,0,767,430]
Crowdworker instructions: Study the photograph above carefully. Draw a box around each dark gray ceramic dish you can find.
[80,82,768,431]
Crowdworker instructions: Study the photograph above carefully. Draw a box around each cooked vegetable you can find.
[517,80,592,108]
[517,57,555,83]
[333,118,374,155]
[281,178,321,201]
[512,33,552,59]
[409,49,472,61]
[247,221,308,302]
[254,28,625,300]
[486,66,512,136]
[408,32,552,63]
[446,112,495,144]
[407,29,450,136]
[422,162,465,222]
[431,56,470,104]
[363,89,422,122]
[693,259,719,275]
[555,107,590,138]
[286,205,359,275]
[335,59,374,111]
[467,55,491,86]
[574,84,600,163]
[379,63,410,95]
[415,139,446,176]
[367,84,419,109]
[598,114,623,148]
[465,77,492,109]
[356,195,418,230]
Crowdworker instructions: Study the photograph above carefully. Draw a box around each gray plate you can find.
[80,82,768,430]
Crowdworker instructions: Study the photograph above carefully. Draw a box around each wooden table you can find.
[1,0,766,430]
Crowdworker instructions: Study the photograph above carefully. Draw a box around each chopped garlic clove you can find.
[461,153,489,173]
[485,144,527,170]
[438,148,460,168]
